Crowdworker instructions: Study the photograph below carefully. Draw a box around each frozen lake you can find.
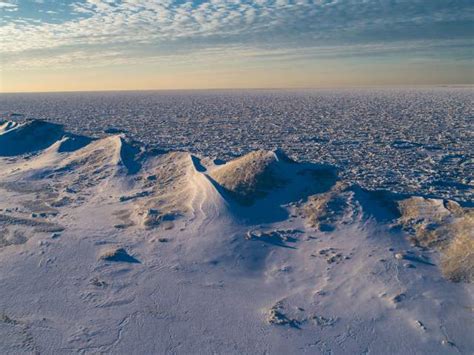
[0,88,472,203]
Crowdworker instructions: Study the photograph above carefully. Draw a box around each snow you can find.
[0,116,472,354]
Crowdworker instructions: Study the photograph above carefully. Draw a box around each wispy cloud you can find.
[3,39,472,72]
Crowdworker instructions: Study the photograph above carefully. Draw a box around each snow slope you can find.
[0,120,472,354]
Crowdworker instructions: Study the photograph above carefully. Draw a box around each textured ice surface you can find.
[1,88,472,203]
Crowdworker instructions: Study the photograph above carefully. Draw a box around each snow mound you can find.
[99,247,140,263]
[209,149,336,207]
[300,182,351,230]
[131,152,198,229]
[0,120,65,156]
[398,196,464,248]
[209,150,286,204]
[398,196,473,282]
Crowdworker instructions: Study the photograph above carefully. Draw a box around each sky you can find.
[0,0,473,92]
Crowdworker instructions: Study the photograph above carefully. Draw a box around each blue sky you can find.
[0,0,473,91]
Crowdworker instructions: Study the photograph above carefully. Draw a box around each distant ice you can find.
[0,88,472,203]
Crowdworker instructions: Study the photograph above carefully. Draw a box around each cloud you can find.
[3,39,472,72]
[0,1,16,8]
[0,0,473,70]
[0,0,17,11]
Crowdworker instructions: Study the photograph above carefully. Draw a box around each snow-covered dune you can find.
[0,120,472,354]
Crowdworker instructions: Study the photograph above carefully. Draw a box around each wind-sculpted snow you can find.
[0,88,472,204]
[0,119,472,353]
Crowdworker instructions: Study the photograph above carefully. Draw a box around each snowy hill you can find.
[0,119,472,354]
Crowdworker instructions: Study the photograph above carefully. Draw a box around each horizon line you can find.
[1,84,473,95]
